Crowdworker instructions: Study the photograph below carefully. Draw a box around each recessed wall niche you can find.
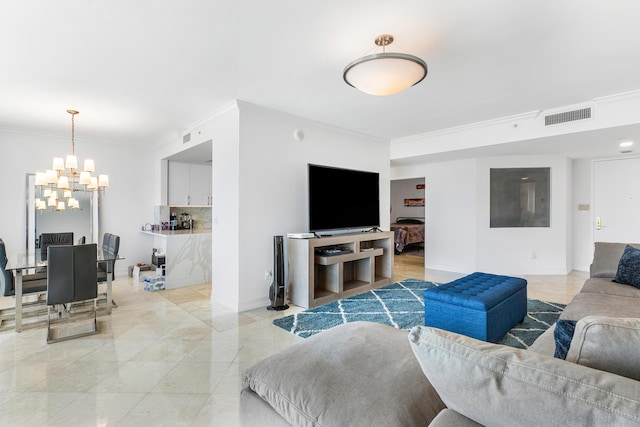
[490,167,550,228]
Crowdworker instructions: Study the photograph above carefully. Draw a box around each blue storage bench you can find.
[423,272,527,343]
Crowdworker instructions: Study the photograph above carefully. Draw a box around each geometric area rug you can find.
[272,278,566,349]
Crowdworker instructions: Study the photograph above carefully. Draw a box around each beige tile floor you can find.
[0,257,586,426]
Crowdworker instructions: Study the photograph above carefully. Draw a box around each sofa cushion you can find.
[240,388,291,427]
[408,326,640,427]
[567,316,640,381]
[590,242,640,278]
[580,278,640,298]
[242,321,445,427]
[527,325,556,356]
[613,245,640,288]
[553,319,576,359]
[428,409,483,427]
[560,292,640,321]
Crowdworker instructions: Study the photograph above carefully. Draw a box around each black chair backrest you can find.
[98,233,120,281]
[0,238,14,297]
[101,233,112,253]
[107,234,120,258]
[40,232,74,261]
[47,244,98,305]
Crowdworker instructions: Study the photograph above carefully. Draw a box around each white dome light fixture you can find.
[343,34,428,96]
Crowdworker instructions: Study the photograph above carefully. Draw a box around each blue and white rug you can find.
[272,278,566,349]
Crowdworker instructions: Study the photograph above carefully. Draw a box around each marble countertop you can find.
[140,229,211,237]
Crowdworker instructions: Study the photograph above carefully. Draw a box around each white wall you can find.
[390,178,425,222]
[0,129,155,276]
[148,101,390,311]
[150,103,240,309]
[392,155,573,275]
[236,102,390,311]
[475,156,571,275]
[392,159,478,273]
[210,108,241,309]
[571,159,592,271]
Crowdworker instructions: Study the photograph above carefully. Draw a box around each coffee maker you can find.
[181,213,191,229]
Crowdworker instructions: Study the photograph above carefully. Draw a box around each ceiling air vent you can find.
[544,107,591,126]
[182,133,191,144]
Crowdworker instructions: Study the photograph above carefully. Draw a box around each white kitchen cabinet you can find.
[168,161,212,206]
[189,164,212,206]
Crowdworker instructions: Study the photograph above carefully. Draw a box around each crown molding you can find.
[392,110,541,145]
[235,100,388,144]
[185,100,240,131]
[0,126,99,144]
[594,89,640,105]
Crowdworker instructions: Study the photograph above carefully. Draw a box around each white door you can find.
[593,157,640,242]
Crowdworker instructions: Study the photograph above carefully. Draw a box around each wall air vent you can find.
[544,107,591,126]
[183,133,191,144]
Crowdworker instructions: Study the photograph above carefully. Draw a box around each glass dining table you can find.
[5,249,123,332]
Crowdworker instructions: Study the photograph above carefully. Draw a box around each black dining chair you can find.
[39,232,74,261]
[0,238,47,297]
[97,233,120,282]
[46,243,98,343]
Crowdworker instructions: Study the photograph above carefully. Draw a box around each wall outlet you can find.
[265,270,273,281]
[531,251,537,260]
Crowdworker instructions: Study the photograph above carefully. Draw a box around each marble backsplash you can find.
[154,206,212,229]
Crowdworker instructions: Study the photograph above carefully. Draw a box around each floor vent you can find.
[183,133,191,144]
[545,107,591,126]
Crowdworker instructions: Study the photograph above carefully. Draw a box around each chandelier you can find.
[34,110,109,211]
[343,34,428,96]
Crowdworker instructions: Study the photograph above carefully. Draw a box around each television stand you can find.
[288,231,394,309]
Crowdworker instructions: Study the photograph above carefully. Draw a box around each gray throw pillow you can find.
[613,245,640,288]
[566,316,640,381]
[242,321,445,427]
[408,326,640,427]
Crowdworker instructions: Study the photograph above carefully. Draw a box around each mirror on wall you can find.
[25,173,99,253]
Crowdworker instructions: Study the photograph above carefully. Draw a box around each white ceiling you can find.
[2,1,640,160]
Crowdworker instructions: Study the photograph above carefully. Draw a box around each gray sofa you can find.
[241,242,640,426]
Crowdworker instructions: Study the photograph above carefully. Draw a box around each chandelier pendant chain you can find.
[69,110,76,158]
[67,109,79,177]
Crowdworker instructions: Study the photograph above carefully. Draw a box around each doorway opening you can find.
[390,177,425,260]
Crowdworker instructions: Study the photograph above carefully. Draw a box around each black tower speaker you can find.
[267,235,289,311]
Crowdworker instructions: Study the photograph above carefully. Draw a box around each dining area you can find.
[0,232,122,343]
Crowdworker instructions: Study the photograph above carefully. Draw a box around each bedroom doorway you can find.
[390,177,425,260]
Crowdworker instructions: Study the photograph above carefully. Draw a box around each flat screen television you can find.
[308,164,380,232]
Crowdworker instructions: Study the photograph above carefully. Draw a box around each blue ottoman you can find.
[423,272,527,343]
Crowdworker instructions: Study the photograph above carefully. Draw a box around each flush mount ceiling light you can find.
[343,34,428,96]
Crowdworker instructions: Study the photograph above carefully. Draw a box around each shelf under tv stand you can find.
[288,231,394,309]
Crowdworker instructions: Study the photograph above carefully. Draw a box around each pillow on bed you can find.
[396,218,424,224]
